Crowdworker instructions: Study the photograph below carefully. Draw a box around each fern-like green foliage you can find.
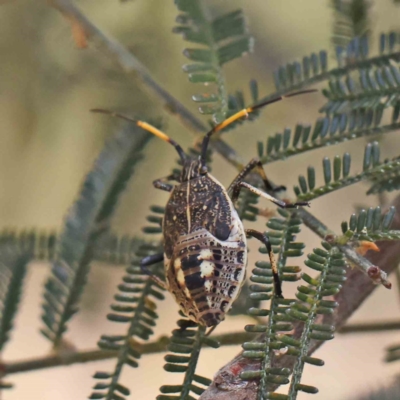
[266,32,400,101]
[386,342,400,363]
[0,228,148,265]
[89,241,164,400]
[293,141,400,202]
[142,205,164,235]
[339,205,399,243]
[320,67,400,115]
[158,320,218,400]
[0,251,29,352]
[91,234,149,265]
[241,209,304,399]
[284,241,346,398]
[257,107,400,165]
[330,0,371,48]
[174,0,253,123]
[0,229,57,262]
[321,32,400,115]
[41,125,151,346]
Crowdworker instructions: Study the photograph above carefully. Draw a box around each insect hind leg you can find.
[140,253,167,290]
[245,229,283,298]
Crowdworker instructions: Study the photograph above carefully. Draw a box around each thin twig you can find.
[47,0,206,134]
[199,194,400,400]
[339,320,400,334]
[46,0,247,170]
[0,331,251,376]
[298,208,391,288]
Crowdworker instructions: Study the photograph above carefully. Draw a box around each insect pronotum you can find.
[92,89,315,332]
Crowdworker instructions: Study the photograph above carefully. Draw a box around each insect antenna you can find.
[91,109,187,161]
[200,89,318,165]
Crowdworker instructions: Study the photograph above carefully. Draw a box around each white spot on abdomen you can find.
[199,249,213,260]
[200,261,214,277]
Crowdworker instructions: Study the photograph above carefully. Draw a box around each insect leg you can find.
[245,229,283,298]
[232,181,310,208]
[153,173,179,192]
[153,180,173,192]
[205,325,218,337]
[140,253,167,290]
[228,157,284,195]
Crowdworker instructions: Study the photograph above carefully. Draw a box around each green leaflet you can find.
[174,0,253,123]
[242,209,304,400]
[330,0,371,48]
[339,205,400,242]
[0,228,147,265]
[89,241,165,400]
[41,125,152,346]
[0,250,29,351]
[0,228,57,262]
[92,234,150,265]
[386,341,400,363]
[320,67,400,115]
[294,141,400,202]
[260,33,400,103]
[142,205,165,235]
[158,320,216,400]
[258,107,400,165]
[285,241,345,399]
[320,31,400,115]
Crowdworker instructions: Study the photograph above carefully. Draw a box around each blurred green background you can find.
[2,0,400,399]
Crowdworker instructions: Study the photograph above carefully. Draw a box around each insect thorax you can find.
[162,173,247,327]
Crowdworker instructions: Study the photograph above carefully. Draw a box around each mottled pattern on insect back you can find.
[163,172,247,327]
[92,90,315,328]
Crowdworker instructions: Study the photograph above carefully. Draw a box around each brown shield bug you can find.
[92,89,314,332]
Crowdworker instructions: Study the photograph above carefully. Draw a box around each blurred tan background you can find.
[1,0,400,399]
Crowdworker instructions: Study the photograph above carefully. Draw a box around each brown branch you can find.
[339,320,400,334]
[0,331,251,376]
[199,194,400,400]
[298,208,391,288]
[46,0,248,170]
[47,0,206,134]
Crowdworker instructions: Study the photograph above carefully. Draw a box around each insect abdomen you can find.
[165,228,247,327]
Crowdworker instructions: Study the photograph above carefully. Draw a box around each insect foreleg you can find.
[140,253,167,290]
[232,181,310,208]
[153,180,174,192]
[153,173,180,192]
[228,157,285,195]
[245,229,283,298]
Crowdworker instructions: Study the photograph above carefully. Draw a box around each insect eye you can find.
[200,165,208,175]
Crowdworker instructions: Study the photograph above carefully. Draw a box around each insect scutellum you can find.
[91,89,315,329]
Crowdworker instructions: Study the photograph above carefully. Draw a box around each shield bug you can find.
[92,89,314,331]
